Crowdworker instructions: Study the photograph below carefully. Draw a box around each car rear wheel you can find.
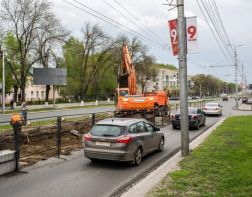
[202,118,206,126]
[158,137,164,152]
[133,147,142,166]
[195,121,200,130]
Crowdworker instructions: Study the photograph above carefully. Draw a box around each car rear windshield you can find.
[206,103,218,107]
[90,125,126,137]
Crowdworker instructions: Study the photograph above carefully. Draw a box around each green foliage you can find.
[148,115,252,196]
[191,74,234,96]
[155,63,177,70]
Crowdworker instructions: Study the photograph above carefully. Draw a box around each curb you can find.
[121,117,226,197]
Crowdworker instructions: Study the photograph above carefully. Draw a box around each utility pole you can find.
[228,44,242,109]
[177,0,189,156]
[234,47,238,109]
[1,46,5,113]
[241,63,244,96]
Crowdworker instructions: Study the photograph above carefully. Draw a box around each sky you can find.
[52,0,252,85]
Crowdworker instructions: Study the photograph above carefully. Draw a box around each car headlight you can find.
[149,97,154,101]
[123,98,128,101]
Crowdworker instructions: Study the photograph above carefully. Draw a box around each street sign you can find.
[168,19,179,56]
[186,16,199,53]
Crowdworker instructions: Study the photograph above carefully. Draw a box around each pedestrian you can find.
[21,102,28,125]
[10,98,14,110]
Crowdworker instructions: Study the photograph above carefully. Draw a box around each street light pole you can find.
[177,0,189,156]
[1,48,5,113]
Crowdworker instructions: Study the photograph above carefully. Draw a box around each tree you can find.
[0,0,60,101]
[137,55,157,93]
[62,24,117,100]
[2,33,21,101]
[36,7,69,102]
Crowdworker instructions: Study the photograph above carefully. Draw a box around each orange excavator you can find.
[115,44,169,115]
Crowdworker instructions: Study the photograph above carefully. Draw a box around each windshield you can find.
[90,125,126,137]
[119,90,129,96]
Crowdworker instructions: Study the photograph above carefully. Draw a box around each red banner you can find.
[168,19,178,56]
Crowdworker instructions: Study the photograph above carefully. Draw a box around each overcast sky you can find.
[52,0,252,85]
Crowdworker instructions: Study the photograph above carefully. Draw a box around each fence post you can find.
[13,124,21,171]
[143,109,146,119]
[92,113,96,126]
[57,116,62,158]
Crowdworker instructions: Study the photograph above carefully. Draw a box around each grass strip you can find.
[148,115,252,196]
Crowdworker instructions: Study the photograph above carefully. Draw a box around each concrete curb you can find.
[121,117,226,197]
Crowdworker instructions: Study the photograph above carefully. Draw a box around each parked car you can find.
[222,96,228,101]
[171,107,206,130]
[203,103,222,116]
[242,97,248,104]
[83,118,164,166]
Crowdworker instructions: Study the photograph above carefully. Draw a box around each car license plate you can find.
[96,141,111,147]
[134,99,145,102]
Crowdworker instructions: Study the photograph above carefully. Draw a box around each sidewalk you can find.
[238,103,252,111]
[2,100,114,113]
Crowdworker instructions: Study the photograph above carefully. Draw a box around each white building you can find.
[145,67,179,92]
[5,77,61,103]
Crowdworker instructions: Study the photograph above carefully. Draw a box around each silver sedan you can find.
[203,102,222,116]
[83,118,164,166]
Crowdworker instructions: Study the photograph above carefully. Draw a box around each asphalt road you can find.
[0,100,250,197]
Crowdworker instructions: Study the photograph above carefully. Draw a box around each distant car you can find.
[203,103,222,116]
[192,96,200,99]
[223,96,228,101]
[242,97,248,104]
[171,107,206,130]
[83,118,164,166]
[247,97,252,104]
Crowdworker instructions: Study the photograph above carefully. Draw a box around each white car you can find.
[203,103,222,116]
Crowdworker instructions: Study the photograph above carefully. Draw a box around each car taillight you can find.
[83,134,92,142]
[116,136,132,144]
[192,115,198,120]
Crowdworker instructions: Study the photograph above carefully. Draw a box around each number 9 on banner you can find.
[168,19,179,56]
[187,25,196,40]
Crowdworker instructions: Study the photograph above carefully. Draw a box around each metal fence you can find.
[0,100,206,170]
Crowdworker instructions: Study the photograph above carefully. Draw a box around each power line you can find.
[196,0,232,64]
[211,0,232,48]
[200,0,233,61]
[102,0,167,48]
[67,0,166,50]
[112,0,167,47]
[203,0,234,58]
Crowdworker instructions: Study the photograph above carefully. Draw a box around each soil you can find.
[0,113,169,167]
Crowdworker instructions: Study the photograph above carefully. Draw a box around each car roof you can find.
[95,118,146,126]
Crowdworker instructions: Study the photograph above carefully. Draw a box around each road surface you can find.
[0,100,250,197]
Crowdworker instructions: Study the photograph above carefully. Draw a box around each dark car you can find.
[83,118,164,166]
[242,97,248,104]
[171,107,206,130]
[223,96,228,101]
